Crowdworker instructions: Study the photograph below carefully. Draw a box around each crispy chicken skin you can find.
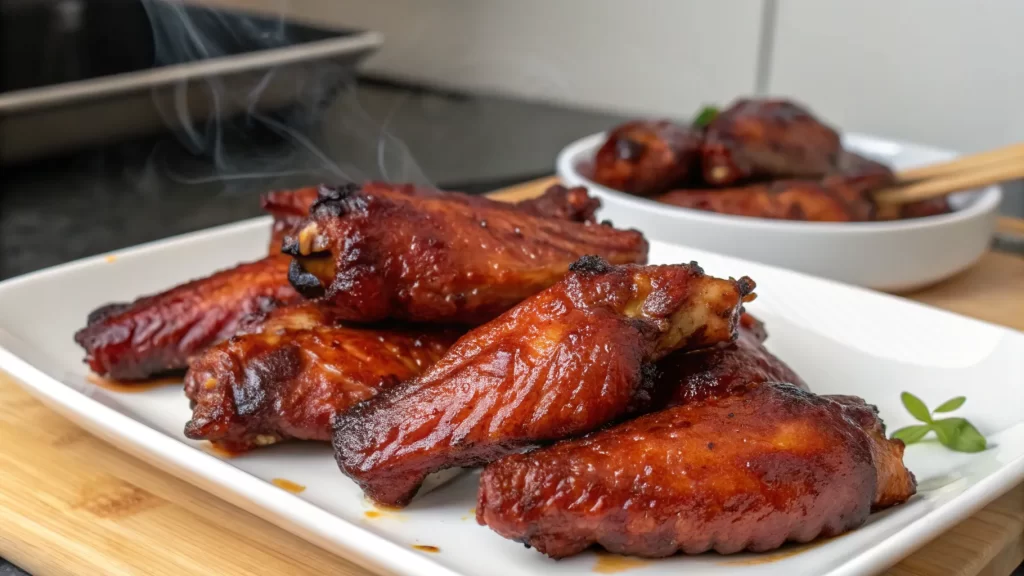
[515,184,601,223]
[642,312,807,410]
[658,178,873,222]
[477,382,916,558]
[75,183,601,381]
[262,187,319,252]
[658,150,950,222]
[75,186,318,381]
[285,185,649,325]
[74,255,300,380]
[183,301,459,452]
[702,98,842,186]
[657,151,895,222]
[261,181,601,226]
[590,120,702,196]
[333,256,756,507]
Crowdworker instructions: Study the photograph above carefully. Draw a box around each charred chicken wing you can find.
[702,99,842,186]
[184,301,459,452]
[261,181,601,227]
[285,185,649,324]
[657,151,895,222]
[75,183,603,381]
[590,120,703,195]
[477,382,916,558]
[333,256,755,507]
[74,255,300,380]
[642,312,807,410]
[76,185,321,381]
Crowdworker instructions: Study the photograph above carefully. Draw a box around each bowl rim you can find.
[556,131,1003,235]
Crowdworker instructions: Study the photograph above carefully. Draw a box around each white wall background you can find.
[212,0,1022,150]
[203,0,768,118]
[200,0,1024,213]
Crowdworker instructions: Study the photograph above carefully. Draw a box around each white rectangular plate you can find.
[1,218,1022,576]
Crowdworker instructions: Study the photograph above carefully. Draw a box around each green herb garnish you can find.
[692,105,720,129]
[891,392,987,453]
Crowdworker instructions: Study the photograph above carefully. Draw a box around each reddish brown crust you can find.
[590,120,702,196]
[702,99,841,186]
[656,151,897,222]
[74,255,300,380]
[332,258,754,507]
[260,182,601,226]
[515,184,601,223]
[287,185,648,324]
[638,312,808,411]
[477,383,916,559]
[73,184,607,381]
[658,180,865,222]
[183,302,458,452]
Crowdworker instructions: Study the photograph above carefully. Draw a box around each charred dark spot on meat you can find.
[288,260,325,298]
[569,255,612,275]
[311,183,365,218]
[85,302,131,326]
[737,276,757,300]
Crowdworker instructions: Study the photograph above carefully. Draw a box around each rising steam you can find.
[139,0,430,191]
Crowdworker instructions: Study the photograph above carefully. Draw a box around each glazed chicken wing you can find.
[657,151,894,222]
[184,301,459,452]
[263,187,319,252]
[477,382,916,558]
[261,181,601,227]
[702,98,842,186]
[590,120,702,196]
[75,186,321,381]
[75,183,602,381]
[74,255,300,380]
[285,185,649,324]
[641,312,807,410]
[333,256,755,507]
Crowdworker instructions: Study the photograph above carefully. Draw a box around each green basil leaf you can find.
[901,392,932,423]
[933,396,966,413]
[933,418,987,453]
[931,418,956,445]
[891,425,931,445]
[692,106,720,129]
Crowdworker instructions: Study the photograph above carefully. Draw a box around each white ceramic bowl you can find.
[557,132,1002,292]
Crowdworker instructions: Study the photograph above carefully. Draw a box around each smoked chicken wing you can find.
[477,382,916,558]
[184,301,459,452]
[74,255,300,380]
[75,183,602,381]
[261,181,601,228]
[659,150,950,222]
[640,312,807,411]
[657,151,895,222]
[285,185,649,324]
[75,186,319,381]
[590,120,702,195]
[333,256,755,507]
[701,98,842,186]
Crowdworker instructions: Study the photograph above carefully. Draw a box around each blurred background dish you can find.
[558,131,1001,291]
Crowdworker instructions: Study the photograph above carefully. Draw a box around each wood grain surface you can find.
[0,177,1022,576]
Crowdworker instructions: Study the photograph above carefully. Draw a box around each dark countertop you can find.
[0,77,630,280]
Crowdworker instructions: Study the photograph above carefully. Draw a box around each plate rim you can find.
[1,218,1022,576]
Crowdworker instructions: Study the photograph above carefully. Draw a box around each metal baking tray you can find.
[0,0,382,165]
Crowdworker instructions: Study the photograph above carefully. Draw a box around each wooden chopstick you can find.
[874,142,1024,205]
[896,143,1024,182]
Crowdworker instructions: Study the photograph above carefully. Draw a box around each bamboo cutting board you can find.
[0,177,1023,576]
